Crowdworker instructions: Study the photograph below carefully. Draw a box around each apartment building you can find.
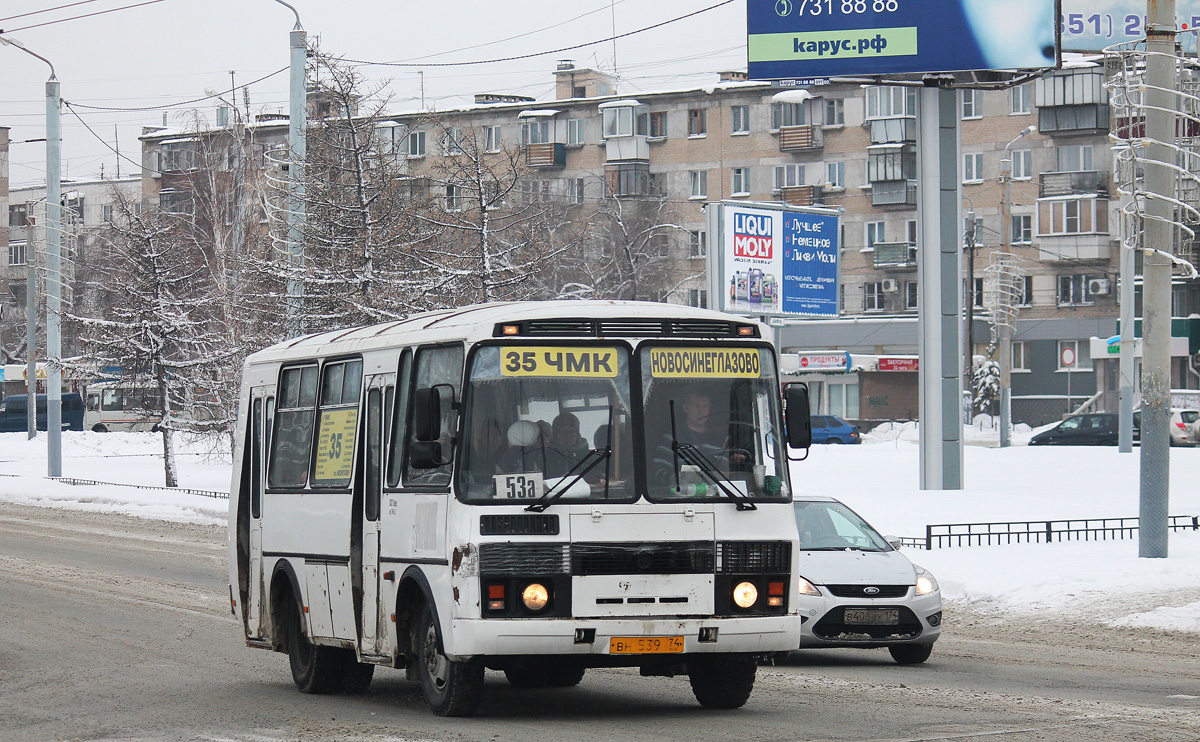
[135,61,1200,426]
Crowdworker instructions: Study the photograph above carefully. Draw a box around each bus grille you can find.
[571,541,715,575]
[479,543,569,575]
[717,541,792,573]
[479,514,560,536]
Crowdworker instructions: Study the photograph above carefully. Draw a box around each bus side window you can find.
[311,358,363,489]
[386,351,412,488]
[365,389,382,521]
[268,364,319,489]
[404,345,463,487]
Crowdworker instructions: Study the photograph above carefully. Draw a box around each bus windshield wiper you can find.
[526,406,614,512]
[669,401,756,512]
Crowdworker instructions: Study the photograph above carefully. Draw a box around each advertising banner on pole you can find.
[711,201,840,318]
[1058,1,1200,52]
[747,0,1058,79]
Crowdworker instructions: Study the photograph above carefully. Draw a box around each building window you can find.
[9,204,28,228]
[773,164,804,191]
[484,126,502,153]
[904,280,918,310]
[962,89,981,119]
[443,128,464,155]
[689,230,707,258]
[567,118,584,145]
[603,105,648,138]
[868,147,915,182]
[690,170,708,199]
[649,111,667,138]
[1011,84,1032,114]
[1038,198,1105,236]
[1012,149,1032,180]
[570,178,585,205]
[9,242,26,267]
[1018,275,1034,306]
[906,219,918,244]
[863,282,885,311]
[973,277,985,308]
[159,189,194,215]
[521,119,550,145]
[731,167,750,196]
[102,204,114,223]
[445,184,462,211]
[963,153,984,183]
[1012,341,1030,370]
[730,105,750,134]
[1057,339,1092,370]
[688,108,707,137]
[1057,274,1093,305]
[688,288,708,308]
[1056,144,1093,171]
[866,86,917,119]
[772,101,806,128]
[825,161,845,188]
[824,98,845,125]
[1011,214,1033,244]
[865,221,885,250]
[407,130,426,157]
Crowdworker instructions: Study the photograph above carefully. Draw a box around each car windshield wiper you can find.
[526,406,614,513]
[668,400,756,511]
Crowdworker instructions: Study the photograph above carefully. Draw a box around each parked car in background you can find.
[809,414,861,444]
[1131,409,1198,447]
[786,495,941,664]
[1029,413,1119,446]
[0,393,85,432]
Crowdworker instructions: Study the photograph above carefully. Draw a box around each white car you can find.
[789,495,942,664]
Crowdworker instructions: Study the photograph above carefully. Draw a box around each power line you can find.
[342,0,734,69]
[63,100,159,175]
[67,67,287,112]
[0,0,107,24]
[1,0,168,34]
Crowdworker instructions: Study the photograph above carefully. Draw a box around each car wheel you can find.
[416,605,484,716]
[827,438,842,445]
[91,424,108,433]
[687,654,756,709]
[889,643,933,664]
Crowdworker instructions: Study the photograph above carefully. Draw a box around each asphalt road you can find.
[1,502,1197,742]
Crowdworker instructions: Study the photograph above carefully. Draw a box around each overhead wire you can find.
[0,0,107,24]
[0,0,168,34]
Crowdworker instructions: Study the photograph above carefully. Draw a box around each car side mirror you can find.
[785,384,812,449]
[886,536,903,550]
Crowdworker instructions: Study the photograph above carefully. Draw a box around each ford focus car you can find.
[788,495,941,664]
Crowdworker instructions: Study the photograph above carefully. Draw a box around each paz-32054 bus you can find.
[227,301,813,716]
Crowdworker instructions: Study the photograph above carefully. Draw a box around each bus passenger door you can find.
[358,374,391,656]
[247,390,271,637]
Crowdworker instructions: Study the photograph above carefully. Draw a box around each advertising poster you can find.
[719,203,840,318]
[1058,1,1200,52]
[747,0,1057,79]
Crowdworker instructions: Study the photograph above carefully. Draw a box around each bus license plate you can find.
[609,636,685,654]
[844,608,899,625]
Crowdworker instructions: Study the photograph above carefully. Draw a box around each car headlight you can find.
[798,576,821,596]
[732,581,758,608]
[522,582,550,611]
[914,567,938,596]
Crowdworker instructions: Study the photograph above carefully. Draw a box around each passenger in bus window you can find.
[543,412,591,479]
[677,389,748,466]
[466,419,518,490]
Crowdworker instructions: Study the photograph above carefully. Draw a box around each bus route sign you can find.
[747,0,1058,79]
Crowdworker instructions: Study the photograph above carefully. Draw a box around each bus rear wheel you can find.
[687,654,757,709]
[285,598,344,694]
[416,605,484,716]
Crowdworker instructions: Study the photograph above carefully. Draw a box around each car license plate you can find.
[844,608,899,625]
[609,636,685,654]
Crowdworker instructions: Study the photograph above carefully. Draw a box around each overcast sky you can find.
[0,0,747,187]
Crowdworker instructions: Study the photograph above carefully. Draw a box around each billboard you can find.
[747,0,1058,79]
[1059,1,1200,52]
[710,202,840,318]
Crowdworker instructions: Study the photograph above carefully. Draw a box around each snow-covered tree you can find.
[972,356,1001,415]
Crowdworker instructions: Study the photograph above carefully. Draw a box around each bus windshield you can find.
[641,345,787,504]
[458,344,636,504]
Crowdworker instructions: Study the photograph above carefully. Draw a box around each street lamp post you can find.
[271,0,307,338]
[1,35,62,475]
[997,124,1036,448]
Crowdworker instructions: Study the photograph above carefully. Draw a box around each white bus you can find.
[83,379,162,432]
[227,301,813,716]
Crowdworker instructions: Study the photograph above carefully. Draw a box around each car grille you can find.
[812,605,923,640]
[824,584,911,599]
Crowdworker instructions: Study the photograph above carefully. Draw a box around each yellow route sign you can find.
[313,408,358,484]
[649,348,761,378]
[501,347,618,378]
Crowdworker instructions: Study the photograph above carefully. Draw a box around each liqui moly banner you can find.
[716,202,840,318]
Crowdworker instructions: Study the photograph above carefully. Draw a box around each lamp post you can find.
[997,124,1036,448]
[1,35,62,475]
[271,0,307,338]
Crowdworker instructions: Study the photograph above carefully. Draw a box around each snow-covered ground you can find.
[0,429,1196,634]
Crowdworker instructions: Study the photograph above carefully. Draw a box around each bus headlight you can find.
[732,581,758,609]
[522,582,550,611]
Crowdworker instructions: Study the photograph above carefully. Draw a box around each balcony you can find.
[1037,104,1110,136]
[779,184,822,207]
[873,242,917,270]
[778,124,823,152]
[1038,170,1109,198]
[869,116,917,145]
[1038,234,1113,263]
[525,142,566,169]
[871,179,918,207]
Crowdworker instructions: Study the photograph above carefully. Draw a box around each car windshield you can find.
[640,345,788,504]
[458,344,636,504]
[793,500,892,551]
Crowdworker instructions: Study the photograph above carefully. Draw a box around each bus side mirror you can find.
[409,441,445,469]
[413,388,441,442]
[785,384,812,449]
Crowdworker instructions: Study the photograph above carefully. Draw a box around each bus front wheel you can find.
[687,654,757,709]
[416,605,483,716]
